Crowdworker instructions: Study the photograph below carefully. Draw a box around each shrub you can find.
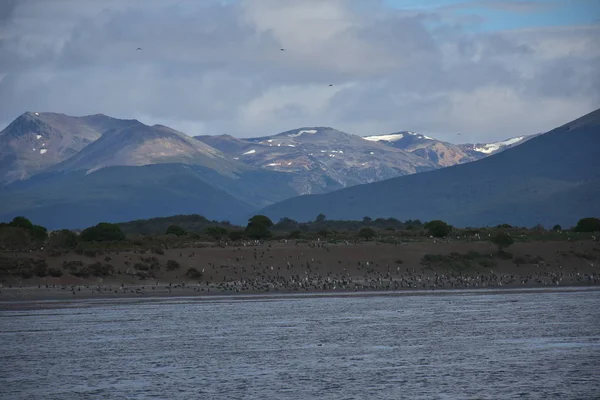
[80,223,125,242]
[288,230,302,239]
[186,267,203,279]
[47,267,63,277]
[63,260,84,270]
[425,220,452,238]
[20,268,34,279]
[9,216,34,230]
[48,230,78,249]
[245,224,272,240]
[134,262,150,271]
[552,224,562,232]
[83,249,100,258]
[248,215,274,228]
[205,226,228,240]
[0,226,32,250]
[32,261,48,277]
[574,217,600,233]
[166,260,180,271]
[152,247,165,255]
[229,230,244,241]
[71,267,90,278]
[166,225,187,236]
[31,225,48,241]
[490,232,514,250]
[88,262,114,277]
[358,227,376,240]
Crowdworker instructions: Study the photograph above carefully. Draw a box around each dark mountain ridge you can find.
[260,108,600,227]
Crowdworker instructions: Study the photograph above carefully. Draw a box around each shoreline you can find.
[1,284,599,310]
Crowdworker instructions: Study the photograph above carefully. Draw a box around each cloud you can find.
[0,0,598,142]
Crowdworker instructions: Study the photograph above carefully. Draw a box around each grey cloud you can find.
[0,0,598,142]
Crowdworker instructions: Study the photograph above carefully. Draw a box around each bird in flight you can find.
[136,47,143,51]
[280,48,285,51]
[329,84,333,87]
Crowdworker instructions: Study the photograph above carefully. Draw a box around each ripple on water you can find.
[0,289,599,399]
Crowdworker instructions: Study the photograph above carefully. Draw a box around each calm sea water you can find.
[1,289,599,399]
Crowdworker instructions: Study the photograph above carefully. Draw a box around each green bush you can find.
[245,224,272,240]
[574,217,600,233]
[288,230,302,239]
[166,260,180,271]
[205,226,228,240]
[358,227,376,240]
[425,220,452,238]
[33,261,48,277]
[47,267,63,277]
[134,263,150,271]
[166,224,187,236]
[229,230,244,241]
[63,260,84,270]
[48,230,78,249]
[88,262,114,277]
[490,232,514,250]
[20,268,34,279]
[9,216,34,230]
[186,267,203,279]
[80,223,125,242]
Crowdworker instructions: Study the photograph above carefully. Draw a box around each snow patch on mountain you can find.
[288,129,318,138]
[363,131,434,142]
[242,149,256,155]
[474,136,525,154]
[363,133,404,142]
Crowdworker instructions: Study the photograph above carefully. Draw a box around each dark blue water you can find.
[1,289,599,399]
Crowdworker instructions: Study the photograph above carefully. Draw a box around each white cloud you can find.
[0,0,598,142]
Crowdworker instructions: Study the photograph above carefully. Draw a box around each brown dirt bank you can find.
[1,239,599,302]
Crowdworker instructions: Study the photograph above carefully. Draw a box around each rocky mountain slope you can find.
[0,112,130,184]
[48,120,242,177]
[196,127,437,195]
[260,108,600,228]
[363,131,537,167]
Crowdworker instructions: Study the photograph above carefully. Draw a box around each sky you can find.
[0,0,598,142]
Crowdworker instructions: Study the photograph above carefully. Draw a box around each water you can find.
[1,289,599,399]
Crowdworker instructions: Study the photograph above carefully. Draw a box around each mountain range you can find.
[0,109,590,229]
[261,108,600,228]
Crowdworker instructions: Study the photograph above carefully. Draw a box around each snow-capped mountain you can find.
[458,135,540,158]
[364,130,539,166]
[0,112,129,184]
[196,127,437,195]
[363,131,476,166]
[261,108,600,228]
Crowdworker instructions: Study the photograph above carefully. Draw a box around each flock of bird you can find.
[2,239,598,299]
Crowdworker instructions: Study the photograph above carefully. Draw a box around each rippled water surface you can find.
[1,289,600,399]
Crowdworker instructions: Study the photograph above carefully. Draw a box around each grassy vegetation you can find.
[0,215,598,282]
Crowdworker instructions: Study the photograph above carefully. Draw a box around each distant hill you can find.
[0,164,256,229]
[260,108,600,228]
[0,112,130,184]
